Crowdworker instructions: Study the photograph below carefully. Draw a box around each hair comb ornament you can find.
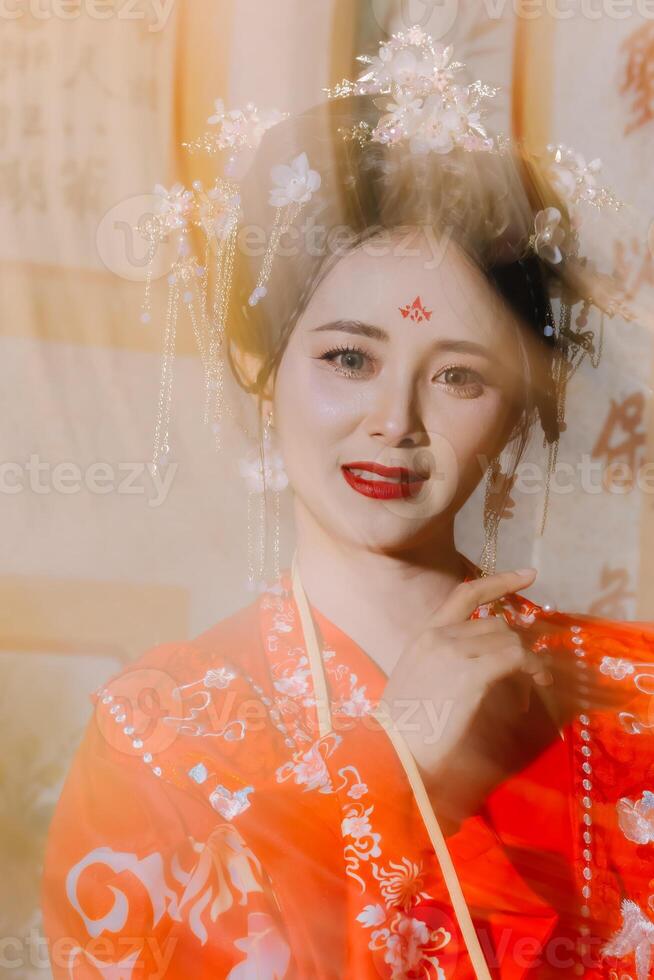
[140,102,286,470]
[327,27,498,154]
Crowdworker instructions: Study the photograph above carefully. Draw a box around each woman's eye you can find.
[442,367,471,385]
[319,347,374,378]
[337,351,365,372]
[435,365,485,397]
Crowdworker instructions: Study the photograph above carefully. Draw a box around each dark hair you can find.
[228,95,569,458]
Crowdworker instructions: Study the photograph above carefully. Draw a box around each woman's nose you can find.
[365,377,428,448]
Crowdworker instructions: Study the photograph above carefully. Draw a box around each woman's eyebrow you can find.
[432,339,496,359]
[311,323,497,362]
[311,320,389,342]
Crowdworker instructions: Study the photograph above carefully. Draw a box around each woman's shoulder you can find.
[83,593,283,794]
[91,593,269,712]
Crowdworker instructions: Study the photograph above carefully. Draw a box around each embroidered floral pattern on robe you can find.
[41,571,654,978]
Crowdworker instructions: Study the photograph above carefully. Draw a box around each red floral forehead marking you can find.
[399,296,432,323]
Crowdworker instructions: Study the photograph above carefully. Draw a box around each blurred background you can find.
[1,0,654,971]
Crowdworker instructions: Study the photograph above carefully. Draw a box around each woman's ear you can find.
[228,342,273,398]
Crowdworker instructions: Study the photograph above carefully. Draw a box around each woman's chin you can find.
[293,482,450,554]
[338,513,446,555]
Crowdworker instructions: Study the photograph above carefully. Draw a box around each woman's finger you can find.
[441,617,514,639]
[470,645,526,690]
[521,650,555,687]
[429,569,538,628]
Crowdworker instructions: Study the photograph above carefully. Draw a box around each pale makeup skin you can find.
[270,232,526,677]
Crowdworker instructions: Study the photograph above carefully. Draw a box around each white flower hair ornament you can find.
[544,143,620,210]
[327,27,497,154]
[269,152,322,207]
[248,152,322,308]
[531,207,566,266]
[527,144,647,337]
[185,100,288,176]
[529,144,622,271]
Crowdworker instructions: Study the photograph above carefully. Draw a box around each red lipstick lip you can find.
[341,461,428,500]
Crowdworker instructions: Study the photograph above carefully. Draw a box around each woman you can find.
[41,29,654,979]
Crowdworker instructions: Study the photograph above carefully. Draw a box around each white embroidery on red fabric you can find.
[603,899,654,980]
[617,792,654,845]
[66,825,270,963]
[275,734,341,793]
[228,912,292,980]
[209,784,255,820]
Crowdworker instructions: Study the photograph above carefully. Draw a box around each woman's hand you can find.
[381,569,552,827]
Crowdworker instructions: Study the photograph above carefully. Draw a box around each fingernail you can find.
[535,669,554,686]
[516,567,537,576]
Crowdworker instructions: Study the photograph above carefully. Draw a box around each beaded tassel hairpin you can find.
[247,152,322,309]
[140,102,287,471]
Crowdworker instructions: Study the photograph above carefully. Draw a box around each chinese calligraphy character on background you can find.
[592,391,647,489]
[588,565,636,619]
[620,23,654,136]
[613,236,654,300]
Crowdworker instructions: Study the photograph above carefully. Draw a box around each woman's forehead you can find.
[298,236,509,347]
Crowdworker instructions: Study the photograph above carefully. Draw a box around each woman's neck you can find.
[293,504,467,677]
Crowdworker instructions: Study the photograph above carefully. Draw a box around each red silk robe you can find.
[41,571,654,979]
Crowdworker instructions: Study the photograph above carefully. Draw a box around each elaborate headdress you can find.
[139,26,650,576]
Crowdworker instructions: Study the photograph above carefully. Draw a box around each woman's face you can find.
[273,232,525,556]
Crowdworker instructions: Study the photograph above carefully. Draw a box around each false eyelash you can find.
[317,343,376,375]
[319,343,374,361]
[437,363,485,382]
